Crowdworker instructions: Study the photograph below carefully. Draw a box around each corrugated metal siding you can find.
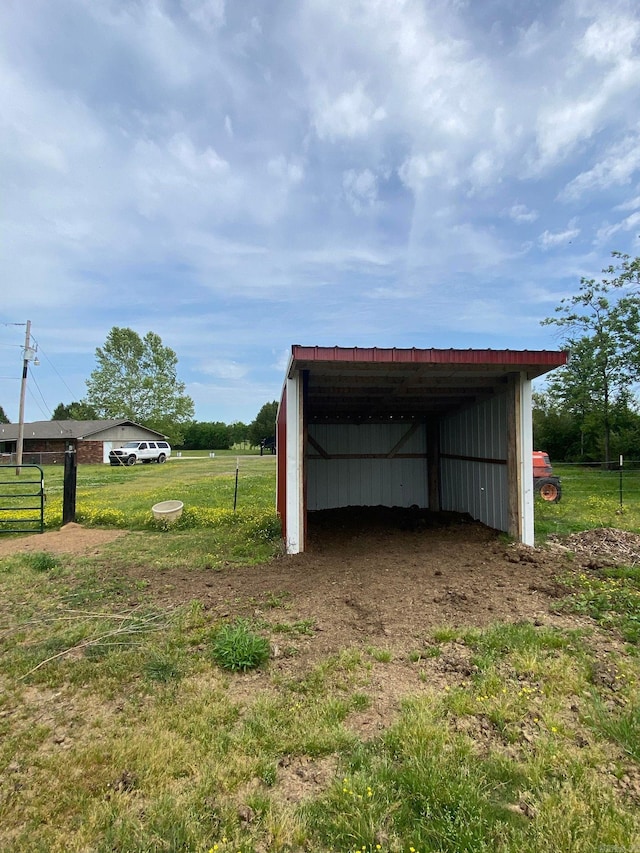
[440,394,509,531]
[307,422,428,510]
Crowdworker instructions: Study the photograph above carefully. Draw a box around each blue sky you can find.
[1,0,640,426]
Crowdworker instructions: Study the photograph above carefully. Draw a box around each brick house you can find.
[0,420,168,465]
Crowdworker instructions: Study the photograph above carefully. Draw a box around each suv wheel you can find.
[157,453,166,464]
[126,455,137,466]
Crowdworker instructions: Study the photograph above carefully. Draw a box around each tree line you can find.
[48,401,278,451]
[177,402,278,450]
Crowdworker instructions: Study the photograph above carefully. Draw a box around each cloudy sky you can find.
[1,0,640,425]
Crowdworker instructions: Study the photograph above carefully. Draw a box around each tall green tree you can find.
[85,327,194,445]
[532,392,583,460]
[51,401,98,421]
[542,253,640,464]
[249,401,278,447]
[181,421,231,450]
[0,405,9,424]
[229,421,250,447]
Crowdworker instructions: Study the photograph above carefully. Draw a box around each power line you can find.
[26,366,53,419]
[35,344,79,401]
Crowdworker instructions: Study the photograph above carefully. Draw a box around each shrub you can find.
[212,619,270,672]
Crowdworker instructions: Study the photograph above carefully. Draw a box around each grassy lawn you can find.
[0,461,639,851]
[1,455,280,565]
[535,463,640,540]
[48,453,278,519]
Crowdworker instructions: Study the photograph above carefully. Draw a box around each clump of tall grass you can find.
[23,551,60,572]
[212,619,270,672]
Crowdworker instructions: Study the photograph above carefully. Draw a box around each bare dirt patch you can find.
[121,508,597,671]
[0,522,125,557]
[4,510,635,673]
[274,755,338,805]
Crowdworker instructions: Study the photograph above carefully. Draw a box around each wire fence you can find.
[0,452,66,466]
[552,461,640,507]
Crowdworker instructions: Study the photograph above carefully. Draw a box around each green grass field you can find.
[2,455,281,566]
[535,463,640,539]
[0,460,639,851]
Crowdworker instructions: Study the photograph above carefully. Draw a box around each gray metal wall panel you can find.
[100,426,165,443]
[307,423,428,510]
[440,394,509,531]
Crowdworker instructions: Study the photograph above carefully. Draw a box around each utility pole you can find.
[16,320,32,475]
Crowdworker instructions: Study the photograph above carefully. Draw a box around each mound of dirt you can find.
[549,527,640,568]
[0,522,126,557]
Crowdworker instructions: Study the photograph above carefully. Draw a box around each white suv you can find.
[109,440,171,466]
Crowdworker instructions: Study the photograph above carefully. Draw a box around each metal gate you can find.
[0,465,45,534]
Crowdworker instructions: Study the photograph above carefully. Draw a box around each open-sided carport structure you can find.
[277,345,567,553]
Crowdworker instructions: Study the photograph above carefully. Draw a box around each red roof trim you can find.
[291,345,567,367]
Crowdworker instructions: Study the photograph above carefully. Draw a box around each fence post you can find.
[63,444,77,525]
[233,457,239,512]
[619,454,623,510]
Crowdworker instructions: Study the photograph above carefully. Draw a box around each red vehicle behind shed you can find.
[533,451,562,502]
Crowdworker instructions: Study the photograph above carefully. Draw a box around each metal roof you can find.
[0,419,166,441]
[288,345,567,421]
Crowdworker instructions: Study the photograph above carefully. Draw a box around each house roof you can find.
[0,419,166,441]
[287,345,567,420]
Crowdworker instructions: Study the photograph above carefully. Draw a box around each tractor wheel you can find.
[536,478,561,503]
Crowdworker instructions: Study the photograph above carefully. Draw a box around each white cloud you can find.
[561,135,640,200]
[271,348,291,374]
[596,211,640,244]
[398,151,452,192]
[200,359,248,380]
[507,204,539,224]
[539,222,581,249]
[579,11,640,64]
[132,135,235,222]
[365,285,413,300]
[312,83,386,141]
[91,1,202,89]
[343,169,378,213]
[167,133,229,174]
[268,156,304,185]
[182,0,225,33]
[532,7,640,170]
[615,194,640,211]
[535,93,608,171]
[468,150,501,190]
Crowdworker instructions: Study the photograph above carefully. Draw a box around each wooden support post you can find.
[427,418,440,511]
[506,375,522,540]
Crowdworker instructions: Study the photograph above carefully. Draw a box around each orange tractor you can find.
[533,451,562,502]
